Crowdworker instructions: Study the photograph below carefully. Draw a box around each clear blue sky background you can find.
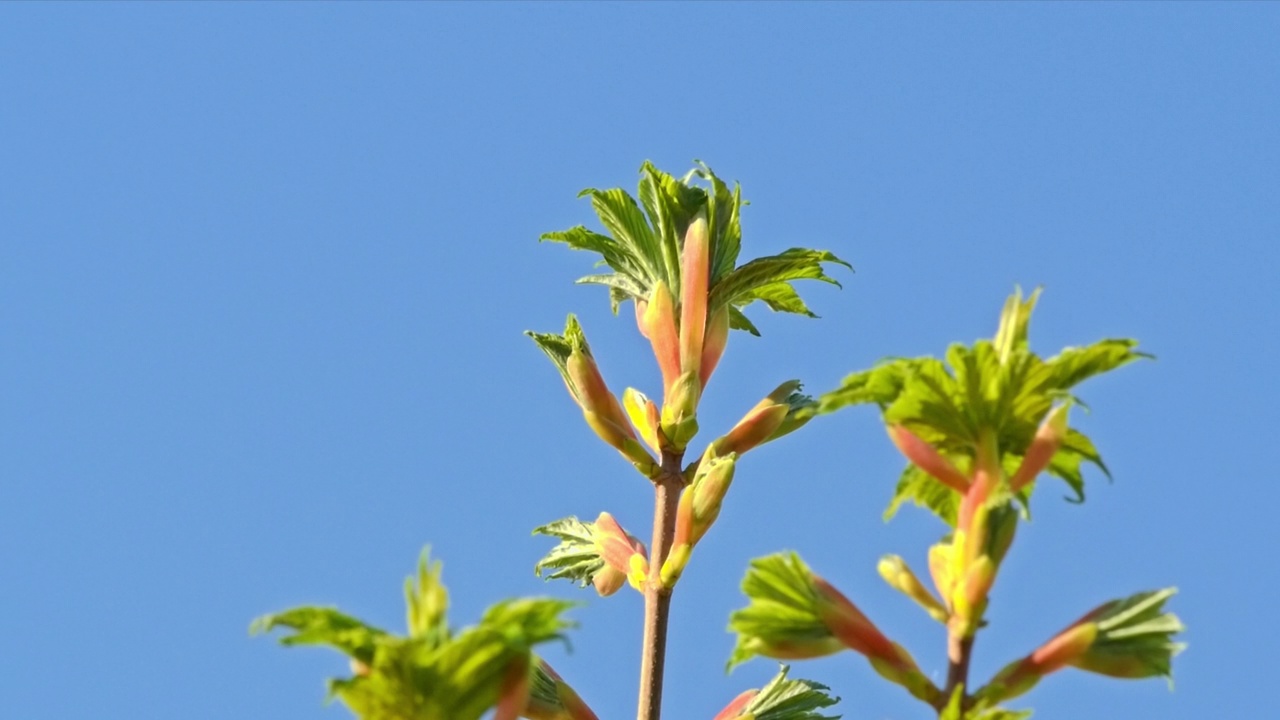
[2,4,1276,720]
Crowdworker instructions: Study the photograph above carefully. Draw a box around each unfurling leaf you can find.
[526,660,599,720]
[542,162,847,336]
[254,550,577,720]
[728,553,938,703]
[533,514,648,596]
[713,665,841,720]
[815,288,1148,525]
[980,588,1184,704]
[527,316,659,476]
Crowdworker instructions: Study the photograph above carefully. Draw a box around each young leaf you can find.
[542,161,847,333]
[255,550,578,720]
[727,552,841,669]
[884,462,963,524]
[722,664,841,720]
[532,516,608,589]
[981,588,1184,705]
[815,289,1147,525]
[406,548,449,645]
[250,607,389,664]
[533,515,647,595]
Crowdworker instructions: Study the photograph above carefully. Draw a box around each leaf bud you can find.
[1010,404,1069,491]
[642,281,681,396]
[679,209,710,377]
[887,425,971,492]
[660,370,702,450]
[699,305,730,389]
[878,555,948,623]
[712,690,757,720]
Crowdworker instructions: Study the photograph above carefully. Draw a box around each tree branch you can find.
[941,633,975,715]
[636,451,684,720]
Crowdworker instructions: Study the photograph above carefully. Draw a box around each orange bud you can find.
[642,282,681,396]
[713,690,757,720]
[634,298,649,339]
[566,349,610,414]
[591,566,626,597]
[812,577,900,665]
[717,404,788,456]
[582,409,635,450]
[699,305,730,389]
[494,655,532,720]
[592,512,647,594]
[679,210,710,377]
[713,380,801,456]
[1030,622,1099,675]
[594,512,647,571]
[1010,404,1069,491]
[887,425,970,493]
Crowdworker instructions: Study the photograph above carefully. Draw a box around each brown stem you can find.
[636,451,684,720]
[940,633,975,715]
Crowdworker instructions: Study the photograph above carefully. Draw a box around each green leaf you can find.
[745,281,820,317]
[739,664,842,720]
[994,287,1040,364]
[575,272,647,304]
[255,549,578,720]
[694,160,745,284]
[540,226,645,282]
[884,465,961,524]
[728,305,762,336]
[532,516,606,589]
[814,289,1146,525]
[1043,339,1149,392]
[582,187,663,285]
[1074,588,1185,680]
[638,160,704,292]
[811,363,907,415]
[525,314,591,402]
[727,552,838,669]
[250,607,389,664]
[543,161,849,336]
[405,548,449,645]
[710,248,850,314]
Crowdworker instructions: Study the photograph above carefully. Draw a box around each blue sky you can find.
[2,4,1276,719]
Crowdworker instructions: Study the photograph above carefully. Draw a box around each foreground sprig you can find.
[529,162,848,720]
[252,549,591,720]
[729,289,1183,717]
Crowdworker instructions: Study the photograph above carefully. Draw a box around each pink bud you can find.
[1029,622,1099,675]
[699,305,730,389]
[887,425,970,492]
[812,577,900,667]
[679,211,710,377]
[634,298,649,339]
[712,690,757,720]
[643,282,682,398]
[595,513,646,563]
[1010,404,1069,491]
[493,656,532,720]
